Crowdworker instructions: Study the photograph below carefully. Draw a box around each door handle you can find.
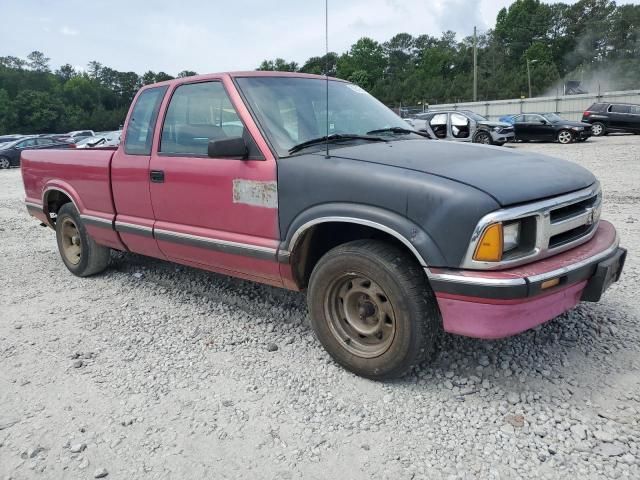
[150,170,165,183]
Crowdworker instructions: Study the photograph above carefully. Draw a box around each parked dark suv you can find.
[582,102,640,136]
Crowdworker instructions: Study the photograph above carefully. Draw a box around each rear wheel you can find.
[56,203,111,277]
[0,157,10,169]
[557,129,574,144]
[591,122,605,136]
[473,131,492,145]
[307,240,441,380]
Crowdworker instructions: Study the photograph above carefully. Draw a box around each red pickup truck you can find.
[22,72,626,379]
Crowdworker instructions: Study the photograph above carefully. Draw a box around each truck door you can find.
[148,78,281,284]
[111,85,168,258]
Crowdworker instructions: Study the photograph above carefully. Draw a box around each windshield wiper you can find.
[288,134,388,155]
[367,127,432,139]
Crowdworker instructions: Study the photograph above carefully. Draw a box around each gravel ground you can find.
[1,135,639,480]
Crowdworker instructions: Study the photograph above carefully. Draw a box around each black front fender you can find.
[280,202,447,267]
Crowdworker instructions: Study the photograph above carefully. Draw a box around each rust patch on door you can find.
[232,180,278,208]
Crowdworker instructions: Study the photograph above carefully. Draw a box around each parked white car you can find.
[75,131,122,149]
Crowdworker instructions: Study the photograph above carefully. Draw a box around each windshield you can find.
[236,77,416,156]
[0,139,19,149]
[542,113,563,122]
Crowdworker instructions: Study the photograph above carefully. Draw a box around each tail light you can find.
[583,111,591,117]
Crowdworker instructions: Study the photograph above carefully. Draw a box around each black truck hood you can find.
[327,139,596,207]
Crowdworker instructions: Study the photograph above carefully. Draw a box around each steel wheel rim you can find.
[592,124,603,135]
[0,158,8,169]
[324,273,396,358]
[61,218,82,265]
[558,131,572,144]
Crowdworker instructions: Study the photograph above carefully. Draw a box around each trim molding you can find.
[80,215,114,229]
[115,221,153,238]
[155,228,277,261]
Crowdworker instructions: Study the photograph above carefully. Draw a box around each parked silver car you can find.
[406,110,514,146]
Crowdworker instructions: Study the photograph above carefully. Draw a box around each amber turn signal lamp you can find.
[541,278,560,289]
[473,223,503,262]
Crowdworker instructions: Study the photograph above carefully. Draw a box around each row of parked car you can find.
[0,130,122,168]
[405,101,640,146]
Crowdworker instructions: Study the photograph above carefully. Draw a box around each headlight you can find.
[473,221,521,261]
[503,221,521,252]
[492,126,501,132]
[571,126,583,131]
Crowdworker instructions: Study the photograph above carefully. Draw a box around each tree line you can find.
[1,0,639,135]
[259,0,640,107]
[0,51,197,135]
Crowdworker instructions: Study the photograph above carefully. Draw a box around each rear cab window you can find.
[124,86,168,155]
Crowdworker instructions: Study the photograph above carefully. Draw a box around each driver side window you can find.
[451,113,470,138]
[160,81,246,156]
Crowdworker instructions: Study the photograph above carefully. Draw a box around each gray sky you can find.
[1,0,636,75]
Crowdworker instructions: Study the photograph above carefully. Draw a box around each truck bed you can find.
[22,148,117,219]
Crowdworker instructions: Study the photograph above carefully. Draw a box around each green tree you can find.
[27,51,51,72]
[257,58,299,71]
[56,64,76,82]
[12,90,64,133]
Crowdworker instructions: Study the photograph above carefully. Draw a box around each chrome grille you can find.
[547,193,600,249]
[462,183,602,270]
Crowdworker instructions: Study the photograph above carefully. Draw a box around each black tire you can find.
[307,239,441,380]
[590,122,606,137]
[473,131,492,145]
[494,141,506,147]
[55,203,111,277]
[0,156,10,169]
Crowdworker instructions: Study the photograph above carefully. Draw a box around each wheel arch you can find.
[42,185,82,227]
[281,203,447,289]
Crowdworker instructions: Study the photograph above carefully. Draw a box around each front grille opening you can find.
[549,224,594,249]
[550,195,598,223]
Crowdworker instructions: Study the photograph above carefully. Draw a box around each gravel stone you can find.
[70,443,86,453]
[72,359,83,368]
[506,392,520,405]
[266,342,279,352]
[94,467,108,478]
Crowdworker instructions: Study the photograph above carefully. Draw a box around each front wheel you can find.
[590,122,605,136]
[307,240,441,380]
[56,203,111,277]
[0,157,10,169]
[557,129,574,144]
[473,131,492,145]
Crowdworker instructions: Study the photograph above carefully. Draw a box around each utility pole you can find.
[473,26,477,102]
[527,59,538,98]
[527,59,532,99]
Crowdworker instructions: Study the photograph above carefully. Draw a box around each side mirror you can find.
[540,119,548,124]
[208,137,248,159]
